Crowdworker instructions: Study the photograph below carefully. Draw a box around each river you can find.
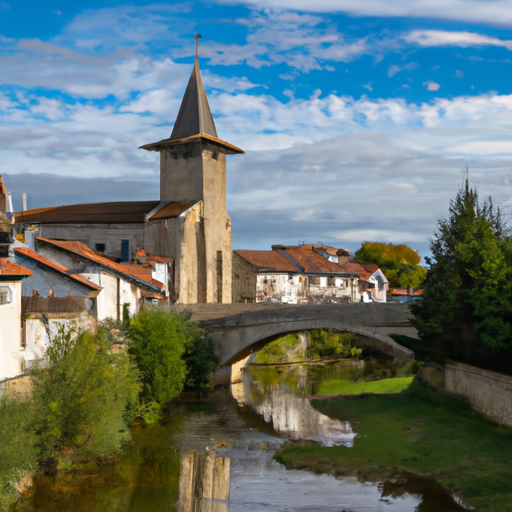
[22,362,467,512]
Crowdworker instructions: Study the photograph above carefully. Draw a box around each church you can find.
[13,48,244,304]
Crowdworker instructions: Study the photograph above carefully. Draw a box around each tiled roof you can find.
[14,201,160,224]
[37,238,164,291]
[235,250,297,272]
[340,262,381,281]
[13,247,102,291]
[0,258,32,277]
[283,245,344,273]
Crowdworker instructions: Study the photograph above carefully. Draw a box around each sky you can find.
[1,1,512,259]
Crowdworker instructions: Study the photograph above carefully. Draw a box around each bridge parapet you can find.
[192,303,416,366]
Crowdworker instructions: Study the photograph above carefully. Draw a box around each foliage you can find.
[127,309,189,404]
[0,395,38,511]
[355,241,427,289]
[316,376,413,395]
[276,384,512,512]
[410,186,512,366]
[307,330,362,360]
[254,334,299,363]
[182,324,218,393]
[31,325,140,462]
[127,308,218,402]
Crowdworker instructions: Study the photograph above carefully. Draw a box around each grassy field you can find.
[275,384,512,512]
[316,376,413,395]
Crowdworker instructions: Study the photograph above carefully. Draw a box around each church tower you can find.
[141,37,243,304]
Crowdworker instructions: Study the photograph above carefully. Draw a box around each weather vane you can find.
[194,34,202,59]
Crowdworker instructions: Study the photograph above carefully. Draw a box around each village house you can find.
[12,45,242,305]
[0,259,32,380]
[232,244,388,304]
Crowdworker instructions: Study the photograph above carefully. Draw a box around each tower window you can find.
[95,243,106,253]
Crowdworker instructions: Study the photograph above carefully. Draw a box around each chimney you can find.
[337,249,350,265]
[22,193,27,211]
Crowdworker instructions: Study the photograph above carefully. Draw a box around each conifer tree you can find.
[411,184,512,367]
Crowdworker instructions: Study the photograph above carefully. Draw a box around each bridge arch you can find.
[199,304,415,367]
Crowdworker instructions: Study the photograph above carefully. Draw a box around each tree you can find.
[410,185,512,369]
[127,308,218,403]
[31,325,139,465]
[0,395,37,510]
[355,242,427,289]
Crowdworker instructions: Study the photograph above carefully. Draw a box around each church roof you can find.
[141,54,243,155]
[14,201,160,224]
[171,57,217,141]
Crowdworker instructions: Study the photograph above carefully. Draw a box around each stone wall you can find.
[417,361,512,426]
[232,251,258,303]
[38,223,145,259]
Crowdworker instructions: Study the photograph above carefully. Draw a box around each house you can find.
[12,43,242,305]
[233,244,363,304]
[233,244,389,304]
[0,259,32,380]
[339,262,389,303]
[31,237,167,319]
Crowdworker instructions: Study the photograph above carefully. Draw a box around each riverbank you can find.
[274,383,512,512]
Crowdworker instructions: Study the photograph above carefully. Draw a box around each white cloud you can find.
[405,30,512,50]
[387,62,418,77]
[215,0,512,26]
[202,10,369,71]
[424,80,440,91]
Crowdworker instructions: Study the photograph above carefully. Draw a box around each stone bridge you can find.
[171,303,417,366]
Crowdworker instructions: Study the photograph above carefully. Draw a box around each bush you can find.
[307,330,362,360]
[127,308,218,403]
[0,395,37,511]
[31,325,139,463]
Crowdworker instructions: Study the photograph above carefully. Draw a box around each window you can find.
[327,277,335,286]
[309,277,316,285]
[95,243,106,253]
[0,286,12,305]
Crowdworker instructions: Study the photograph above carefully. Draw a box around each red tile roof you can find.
[37,238,164,291]
[13,247,102,291]
[284,245,343,273]
[0,258,32,277]
[235,250,297,272]
[14,201,160,224]
[340,262,381,281]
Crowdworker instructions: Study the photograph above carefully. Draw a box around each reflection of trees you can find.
[380,477,466,512]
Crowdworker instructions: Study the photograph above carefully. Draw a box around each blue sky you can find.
[1,0,512,258]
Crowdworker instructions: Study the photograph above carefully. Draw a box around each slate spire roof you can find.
[140,38,243,154]
[170,56,218,141]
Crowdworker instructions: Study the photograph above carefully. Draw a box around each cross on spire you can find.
[194,33,202,59]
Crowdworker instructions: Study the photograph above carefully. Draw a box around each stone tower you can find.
[141,44,243,304]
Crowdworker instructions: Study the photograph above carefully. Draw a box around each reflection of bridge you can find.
[172,303,416,366]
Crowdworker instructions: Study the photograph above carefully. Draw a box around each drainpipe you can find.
[116,276,121,322]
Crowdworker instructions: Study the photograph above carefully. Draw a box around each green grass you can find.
[275,383,512,512]
[316,376,413,395]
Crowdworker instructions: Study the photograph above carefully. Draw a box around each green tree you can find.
[410,186,512,367]
[355,241,427,289]
[0,395,37,511]
[307,330,362,359]
[127,308,218,402]
[31,325,139,465]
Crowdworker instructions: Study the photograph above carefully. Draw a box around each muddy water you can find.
[22,362,467,512]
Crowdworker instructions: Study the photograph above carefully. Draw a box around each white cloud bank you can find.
[405,30,512,50]
[217,0,512,26]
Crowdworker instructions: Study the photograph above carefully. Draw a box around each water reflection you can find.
[20,364,468,512]
[231,366,355,446]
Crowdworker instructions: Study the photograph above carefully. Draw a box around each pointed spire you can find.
[170,35,218,141]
